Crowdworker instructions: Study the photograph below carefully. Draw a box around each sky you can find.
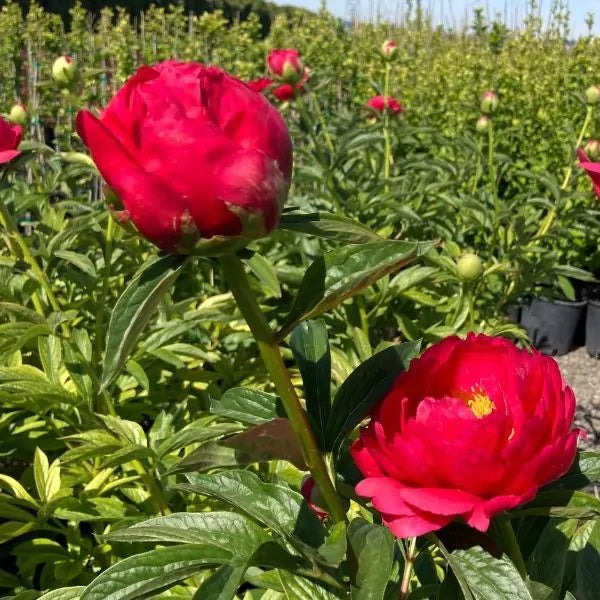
[272,1,600,36]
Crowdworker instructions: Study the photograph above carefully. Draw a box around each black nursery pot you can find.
[586,300,600,358]
[506,304,522,324]
[520,297,587,356]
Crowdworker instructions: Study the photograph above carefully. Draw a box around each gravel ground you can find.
[555,347,600,450]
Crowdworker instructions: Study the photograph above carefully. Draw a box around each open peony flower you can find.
[76,61,293,253]
[578,148,600,198]
[0,116,22,165]
[351,333,579,538]
[366,95,403,117]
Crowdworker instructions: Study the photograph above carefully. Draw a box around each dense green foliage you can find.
[0,2,599,598]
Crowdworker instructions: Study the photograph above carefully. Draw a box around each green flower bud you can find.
[475,115,489,133]
[457,253,483,282]
[480,91,498,114]
[585,85,600,104]
[381,39,398,60]
[52,55,76,85]
[9,103,27,126]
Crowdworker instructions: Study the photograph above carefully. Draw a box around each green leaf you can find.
[168,442,256,474]
[347,518,394,600]
[80,545,233,600]
[290,320,331,448]
[278,212,382,244]
[576,520,600,600]
[552,452,600,490]
[33,448,60,503]
[101,255,186,389]
[317,522,347,567]
[326,341,421,454]
[280,241,432,336]
[38,588,84,600]
[178,470,325,550]
[211,388,284,425]
[452,546,533,600]
[514,490,600,519]
[192,564,248,600]
[157,423,243,457]
[526,519,578,598]
[54,250,97,278]
[106,512,269,558]
[222,419,306,469]
[278,570,342,599]
[246,253,281,298]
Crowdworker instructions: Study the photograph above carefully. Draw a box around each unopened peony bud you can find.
[457,253,483,282]
[9,104,27,126]
[76,61,293,255]
[381,39,398,60]
[300,476,328,520]
[586,85,600,104]
[480,91,498,114]
[52,55,76,85]
[584,139,600,160]
[476,115,489,133]
[267,49,304,84]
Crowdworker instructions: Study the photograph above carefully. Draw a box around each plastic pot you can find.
[586,300,600,358]
[506,304,522,324]
[520,297,587,356]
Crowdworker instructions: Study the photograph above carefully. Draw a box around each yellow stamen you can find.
[456,386,495,419]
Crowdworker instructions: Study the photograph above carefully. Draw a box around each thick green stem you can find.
[95,216,115,360]
[219,253,346,523]
[494,514,527,578]
[383,61,392,188]
[488,118,497,204]
[535,104,593,240]
[399,537,418,599]
[311,92,335,153]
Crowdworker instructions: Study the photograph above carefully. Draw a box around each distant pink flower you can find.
[578,148,600,199]
[366,95,403,116]
[267,49,304,83]
[0,116,22,164]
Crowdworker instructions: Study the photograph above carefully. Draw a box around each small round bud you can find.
[267,49,304,85]
[52,55,76,85]
[475,115,489,133]
[585,85,600,104]
[300,476,328,520]
[480,91,498,114]
[457,253,483,282]
[381,39,398,60]
[9,103,27,126]
[584,139,600,160]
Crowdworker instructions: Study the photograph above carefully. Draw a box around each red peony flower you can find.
[351,334,579,538]
[76,61,293,253]
[267,49,304,83]
[270,71,310,102]
[578,149,600,198]
[300,476,328,520]
[0,116,22,165]
[366,95,403,116]
[247,77,273,93]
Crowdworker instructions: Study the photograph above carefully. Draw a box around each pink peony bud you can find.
[381,39,398,60]
[480,91,498,114]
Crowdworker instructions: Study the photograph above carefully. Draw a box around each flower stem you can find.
[399,537,418,599]
[95,215,115,360]
[383,61,392,188]
[494,514,527,578]
[219,253,346,523]
[534,104,593,240]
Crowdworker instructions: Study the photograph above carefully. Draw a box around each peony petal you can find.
[400,487,480,516]
[76,110,187,251]
[384,512,453,538]
[0,149,20,164]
